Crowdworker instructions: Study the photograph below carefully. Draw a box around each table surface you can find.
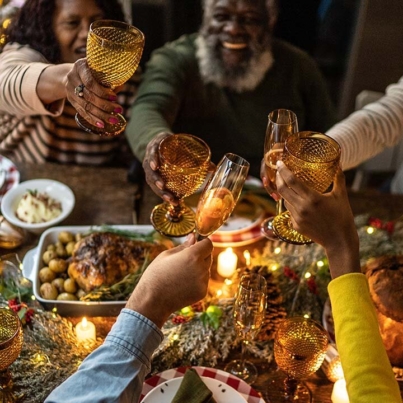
[4,161,403,403]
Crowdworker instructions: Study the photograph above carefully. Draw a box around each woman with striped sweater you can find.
[0,0,139,166]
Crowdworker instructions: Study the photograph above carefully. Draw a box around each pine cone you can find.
[240,266,287,341]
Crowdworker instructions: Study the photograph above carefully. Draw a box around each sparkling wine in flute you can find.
[195,187,235,236]
[235,303,266,342]
[263,143,284,190]
[195,153,249,239]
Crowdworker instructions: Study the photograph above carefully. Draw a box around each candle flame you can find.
[243,250,251,266]
[82,317,88,328]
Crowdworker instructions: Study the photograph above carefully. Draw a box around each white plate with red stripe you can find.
[139,366,264,403]
[141,376,246,402]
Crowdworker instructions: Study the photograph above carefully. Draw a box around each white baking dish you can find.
[22,225,157,317]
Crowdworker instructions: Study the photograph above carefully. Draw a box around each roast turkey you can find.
[68,232,167,292]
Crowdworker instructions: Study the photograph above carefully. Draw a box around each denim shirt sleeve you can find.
[44,309,163,403]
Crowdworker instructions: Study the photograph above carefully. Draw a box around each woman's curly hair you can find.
[5,0,126,63]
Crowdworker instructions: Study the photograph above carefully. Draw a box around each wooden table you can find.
[4,162,403,402]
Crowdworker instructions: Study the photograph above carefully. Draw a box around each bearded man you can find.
[127,0,336,202]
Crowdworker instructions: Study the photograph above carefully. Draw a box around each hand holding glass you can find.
[261,109,299,240]
[273,131,341,244]
[151,134,211,237]
[224,273,267,384]
[75,20,145,137]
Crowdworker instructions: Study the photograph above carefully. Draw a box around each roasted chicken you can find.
[68,232,167,292]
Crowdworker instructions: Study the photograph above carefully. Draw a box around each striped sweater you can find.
[0,43,139,166]
[326,77,403,193]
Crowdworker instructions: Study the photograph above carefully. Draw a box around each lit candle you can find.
[243,250,251,266]
[331,379,350,403]
[217,247,238,278]
[75,317,96,342]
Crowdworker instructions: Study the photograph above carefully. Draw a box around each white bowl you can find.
[1,179,75,234]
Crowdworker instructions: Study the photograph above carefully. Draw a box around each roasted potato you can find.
[40,283,58,300]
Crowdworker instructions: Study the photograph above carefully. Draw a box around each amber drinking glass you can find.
[272,132,341,245]
[266,317,328,402]
[225,273,267,384]
[151,134,211,237]
[195,153,250,239]
[75,20,144,137]
[0,308,23,401]
[261,109,299,240]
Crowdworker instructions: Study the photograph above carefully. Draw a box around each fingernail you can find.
[270,192,280,201]
[156,181,164,190]
[150,161,157,170]
[109,95,117,101]
[96,121,104,128]
[162,195,171,203]
[114,107,123,114]
[108,117,119,124]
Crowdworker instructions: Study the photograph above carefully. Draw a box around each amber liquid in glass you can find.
[235,301,265,342]
[87,27,143,88]
[196,187,235,236]
[263,143,284,190]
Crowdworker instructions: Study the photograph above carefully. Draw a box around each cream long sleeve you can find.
[326,77,403,171]
[328,273,401,403]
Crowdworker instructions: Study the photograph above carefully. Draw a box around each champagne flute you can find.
[195,153,250,240]
[265,317,328,402]
[75,20,145,137]
[151,134,211,237]
[261,109,299,240]
[0,308,23,402]
[273,131,341,245]
[225,273,267,384]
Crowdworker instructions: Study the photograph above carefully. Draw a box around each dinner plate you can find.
[140,366,264,403]
[0,155,20,202]
[141,376,247,403]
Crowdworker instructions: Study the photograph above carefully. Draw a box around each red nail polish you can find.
[114,107,123,114]
[108,117,119,124]
[96,121,104,128]
[108,95,117,101]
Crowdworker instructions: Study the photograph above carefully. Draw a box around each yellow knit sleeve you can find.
[328,273,401,403]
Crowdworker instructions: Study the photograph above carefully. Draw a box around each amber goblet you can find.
[0,308,23,402]
[272,132,341,244]
[151,134,211,237]
[75,20,144,137]
[265,317,328,402]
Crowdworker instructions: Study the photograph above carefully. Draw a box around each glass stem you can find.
[276,198,285,216]
[240,339,247,372]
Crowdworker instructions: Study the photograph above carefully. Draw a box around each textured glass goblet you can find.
[151,134,211,237]
[261,109,299,240]
[0,308,23,402]
[272,132,341,244]
[265,317,328,402]
[75,20,144,137]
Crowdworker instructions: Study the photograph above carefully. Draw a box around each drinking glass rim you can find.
[158,133,211,172]
[267,109,298,126]
[89,20,145,45]
[0,308,21,349]
[238,272,267,292]
[222,153,250,168]
[284,131,341,164]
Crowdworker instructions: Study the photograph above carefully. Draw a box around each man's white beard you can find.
[195,35,274,93]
